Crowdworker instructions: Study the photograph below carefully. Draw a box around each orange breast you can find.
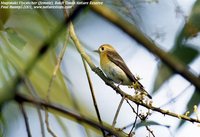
[100,52,110,68]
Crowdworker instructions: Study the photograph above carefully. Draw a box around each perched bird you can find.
[95,44,152,99]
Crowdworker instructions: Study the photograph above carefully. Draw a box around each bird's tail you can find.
[132,81,152,99]
[143,89,152,99]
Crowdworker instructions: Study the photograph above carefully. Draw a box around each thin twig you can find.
[120,123,132,131]
[19,103,32,137]
[129,105,139,134]
[62,4,93,137]
[69,18,106,136]
[36,108,45,137]
[160,84,192,108]
[145,125,155,137]
[15,93,127,137]
[126,101,154,137]
[69,21,96,70]
[24,78,45,137]
[89,3,200,91]
[124,100,142,131]
[82,58,106,136]
[126,100,138,117]
[45,108,57,137]
[64,75,92,137]
[46,31,68,101]
[112,96,125,127]
[45,29,69,137]
[55,116,71,137]
[119,100,138,131]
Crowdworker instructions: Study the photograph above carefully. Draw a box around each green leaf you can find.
[135,121,170,130]
[178,89,200,129]
[5,28,26,50]
[171,45,199,65]
[183,0,200,38]
[0,54,16,105]
[153,45,199,92]
[28,48,72,107]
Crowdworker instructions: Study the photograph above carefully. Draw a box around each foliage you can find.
[0,7,73,136]
[152,0,200,129]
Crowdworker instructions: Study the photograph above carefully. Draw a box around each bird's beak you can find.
[93,50,99,53]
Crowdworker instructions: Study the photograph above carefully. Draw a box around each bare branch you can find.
[69,22,96,70]
[15,93,127,137]
[45,27,69,137]
[112,96,125,127]
[129,105,139,134]
[24,78,45,137]
[145,125,155,137]
[126,101,154,137]
[45,108,57,137]
[36,108,45,137]
[82,58,106,136]
[69,17,105,136]
[19,103,32,137]
[62,3,94,137]
[160,84,192,108]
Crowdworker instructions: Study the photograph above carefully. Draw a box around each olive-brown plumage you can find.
[96,44,152,99]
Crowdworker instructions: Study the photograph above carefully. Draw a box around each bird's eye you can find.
[101,47,104,51]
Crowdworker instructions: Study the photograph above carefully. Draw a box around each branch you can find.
[18,103,32,137]
[82,58,106,137]
[69,22,96,70]
[45,107,57,137]
[159,84,192,108]
[89,3,200,91]
[62,3,95,137]
[129,104,139,134]
[15,93,127,137]
[145,125,155,137]
[112,95,125,127]
[23,78,45,137]
[68,14,104,135]
[44,27,69,137]
[68,18,200,124]
[128,103,155,137]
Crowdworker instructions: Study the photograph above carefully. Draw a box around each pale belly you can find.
[101,61,132,85]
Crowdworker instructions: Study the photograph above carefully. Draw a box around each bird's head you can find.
[94,44,115,55]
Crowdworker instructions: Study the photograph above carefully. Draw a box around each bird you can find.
[94,44,152,99]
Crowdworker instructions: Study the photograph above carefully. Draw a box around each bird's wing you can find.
[107,51,152,99]
[107,50,138,83]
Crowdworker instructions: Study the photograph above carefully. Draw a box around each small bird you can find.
[95,44,152,99]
